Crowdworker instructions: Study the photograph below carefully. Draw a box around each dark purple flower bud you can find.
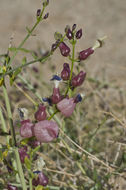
[38,172,48,186]
[71,71,86,87]
[43,12,49,19]
[76,29,82,39]
[32,66,39,73]
[72,24,77,31]
[20,119,34,138]
[79,48,94,61]
[34,120,59,143]
[66,28,73,40]
[32,177,39,186]
[35,104,47,121]
[59,42,70,57]
[65,25,70,33]
[51,87,62,104]
[61,63,70,80]
[7,184,18,190]
[57,98,76,117]
[37,9,41,17]
[32,171,48,187]
[74,94,82,103]
[51,43,57,52]
[19,146,29,163]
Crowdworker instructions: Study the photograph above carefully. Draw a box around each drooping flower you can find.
[79,47,94,61]
[20,119,34,138]
[71,71,86,87]
[57,98,76,117]
[59,42,70,57]
[34,120,59,143]
[35,104,47,121]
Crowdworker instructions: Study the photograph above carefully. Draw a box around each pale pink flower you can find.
[34,120,59,143]
[57,98,76,117]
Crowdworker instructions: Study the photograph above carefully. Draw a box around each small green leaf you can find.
[22,57,27,65]
[35,185,43,190]
[9,68,21,85]
[24,156,32,170]
[35,186,49,190]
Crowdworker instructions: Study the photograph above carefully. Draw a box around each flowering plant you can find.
[0,1,110,190]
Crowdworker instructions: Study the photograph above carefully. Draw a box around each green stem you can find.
[48,109,59,120]
[2,84,27,190]
[14,148,27,190]
[0,106,9,143]
[29,177,32,190]
[7,5,46,68]
[2,85,17,147]
[0,52,51,80]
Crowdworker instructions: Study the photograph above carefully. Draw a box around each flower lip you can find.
[57,98,76,117]
[74,94,82,103]
[42,97,52,106]
[33,170,41,174]
[50,75,62,81]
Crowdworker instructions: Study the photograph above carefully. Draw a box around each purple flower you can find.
[71,71,86,87]
[59,42,70,57]
[18,146,29,163]
[35,104,47,121]
[34,120,59,143]
[32,171,48,187]
[57,98,76,117]
[20,119,34,138]
[76,29,82,39]
[79,47,94,61]
[61,63,70,80]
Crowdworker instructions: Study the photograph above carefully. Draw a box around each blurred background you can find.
[0,0,126,86]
